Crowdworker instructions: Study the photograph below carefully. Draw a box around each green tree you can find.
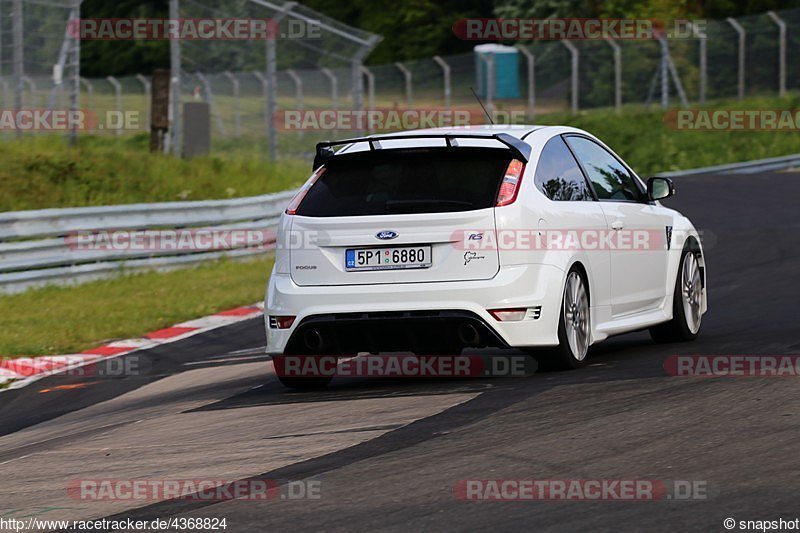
[79,0,168,77]
[302,0,496,63]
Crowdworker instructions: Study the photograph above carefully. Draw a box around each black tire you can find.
[272,355,333,390]
[533,268,590,371]
[649,250,702,343]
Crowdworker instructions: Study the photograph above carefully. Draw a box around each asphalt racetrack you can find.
[1,171,799,532]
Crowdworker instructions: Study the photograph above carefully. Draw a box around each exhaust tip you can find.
[457,322,481,347]
[303,328,324,352]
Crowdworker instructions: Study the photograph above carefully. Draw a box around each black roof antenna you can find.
[471,87,494,126]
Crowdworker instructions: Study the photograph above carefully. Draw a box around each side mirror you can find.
[647,177,674,201]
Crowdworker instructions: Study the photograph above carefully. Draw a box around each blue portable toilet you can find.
[474,44,520,99]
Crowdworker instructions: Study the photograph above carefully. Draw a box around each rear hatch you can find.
[289,147,513,287]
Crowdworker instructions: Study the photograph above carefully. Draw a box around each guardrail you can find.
[0,189,297,294]
[659,152,800,177]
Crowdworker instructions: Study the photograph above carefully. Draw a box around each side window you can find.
[565,136,645,202]
[534,136,593,201]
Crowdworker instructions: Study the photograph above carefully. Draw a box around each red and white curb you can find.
[0,302,264,391]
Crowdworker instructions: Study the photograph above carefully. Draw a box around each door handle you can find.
[611,220,624,230]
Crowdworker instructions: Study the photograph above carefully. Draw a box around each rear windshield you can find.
[295,148,513,217]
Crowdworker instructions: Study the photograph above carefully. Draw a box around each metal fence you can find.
[0,0,81,141]
[2,5,800,158]
[173,0,381,159]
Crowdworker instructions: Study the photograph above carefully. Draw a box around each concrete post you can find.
[562,41,579,112]
[432,55,451,111]
[395,62,412,107]
[726,18,745,101]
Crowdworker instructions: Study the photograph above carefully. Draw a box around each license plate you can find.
[345,245,432,271]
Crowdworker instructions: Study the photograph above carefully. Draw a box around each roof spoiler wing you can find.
[312,133,532,170]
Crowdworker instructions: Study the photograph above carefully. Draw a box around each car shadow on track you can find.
[187,333,671,412]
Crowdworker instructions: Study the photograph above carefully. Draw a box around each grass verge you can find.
[4,95,800,211]
[0,134,309,211]
[0,257,273,357]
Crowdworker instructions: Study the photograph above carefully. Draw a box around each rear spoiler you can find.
[313,133,533,170]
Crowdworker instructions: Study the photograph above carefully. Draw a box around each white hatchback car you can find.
[265,125,707,388]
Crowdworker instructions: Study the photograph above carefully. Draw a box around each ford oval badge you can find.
[376,230,398,240]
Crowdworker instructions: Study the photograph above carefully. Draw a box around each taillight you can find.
[285,167,326,215]
[269,316,296,329]
[495,159,525,207]
[489,308,528,321]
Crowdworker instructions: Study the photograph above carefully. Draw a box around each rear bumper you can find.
[283,310,509,355]
[265,263,565,354]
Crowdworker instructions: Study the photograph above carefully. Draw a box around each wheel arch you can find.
[684,235,706,289]
[566,260,590,306]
